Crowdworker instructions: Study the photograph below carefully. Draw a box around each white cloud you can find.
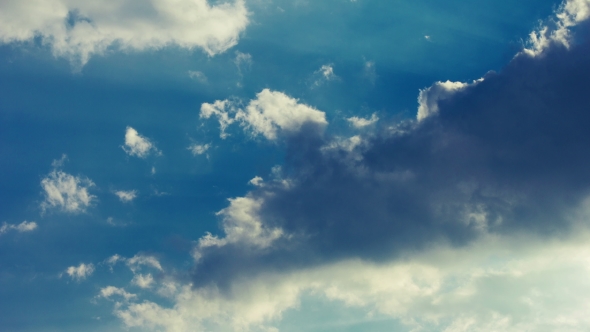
[236,89,328,140]
[65,263,95,281]
[105,229,590,332]
[201,89,328,140]
[0,0,249,67]
[193,195,283,260]
[523,0,590,57]
[126,254,163,273]
[99,286,136,301]
[200,100,236,139]
[41,169,95,213]
[188,70,208,84]
[0,221,38,235]
[114,190,138,203]
[312,64,338,87]
[122,127,159,158]
[188,143,210,156]
[249,176,264,187]
[347,113,379,128]
[132,273,155,289]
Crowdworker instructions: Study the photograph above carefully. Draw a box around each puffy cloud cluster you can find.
[41,169,95,214]
[0,0,249,67]
[201,89,328,140]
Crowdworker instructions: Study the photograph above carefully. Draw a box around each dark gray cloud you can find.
[193,24,590,286]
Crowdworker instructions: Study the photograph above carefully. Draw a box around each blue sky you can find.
[3,0,590,331]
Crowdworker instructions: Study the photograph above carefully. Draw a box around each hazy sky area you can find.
[3,0,590,331]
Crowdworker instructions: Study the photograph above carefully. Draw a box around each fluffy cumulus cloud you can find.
[65,263,95,281]
[41,169,95,213]
[192,195,284,261]
[122,126,159,158]
[0,221,38,235]
[200,89,328,140]
[0,0,249,67]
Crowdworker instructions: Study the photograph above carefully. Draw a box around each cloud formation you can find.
[104,230,590,332]
[114,190,138,203]
[201,89,328,140]
[41,169,95,214]
[0,0,249,67]
[123,127,159,158]
[190,0,590,284]
[347,113,379,128]
[65,263,95,281]
[0,221,38,235]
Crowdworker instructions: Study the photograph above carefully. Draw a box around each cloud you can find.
[122,127,159,158]
[200,100,237,139]
[105,253,163,274]
[188,70,208,84]
[126,254,163,273]
[417,80,473,121]
[99,286,136,301]
[234,51,252,75]
[312,64,338,87]
[189,0,590,285]
[347,113,379,128]
[41,169,95,214]
[65,263,95,281]
[0,0,249,67]
[200,89,328,140]
[102,230,590,332]
[188,143,211,156]
[0,221,38,235]
[192,195,284,261]
[114,190,138,203]
[132,274,155,289]
[522,0,590,57]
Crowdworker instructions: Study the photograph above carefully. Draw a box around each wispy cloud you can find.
[0,221,38,235]
[114,190,138,203]
[64,263,95,281]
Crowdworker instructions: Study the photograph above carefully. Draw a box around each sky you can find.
[2,0,590,331]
